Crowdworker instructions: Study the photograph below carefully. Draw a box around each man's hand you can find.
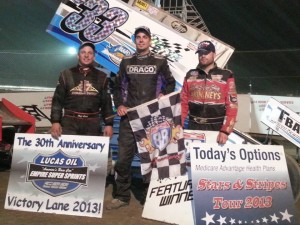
[217,132,228,145]
[103,126,113,138]
[51,123,62,139]
[117,105,127,116]
[158,93,164,99]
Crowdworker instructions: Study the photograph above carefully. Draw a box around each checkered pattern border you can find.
[127,91,186,182]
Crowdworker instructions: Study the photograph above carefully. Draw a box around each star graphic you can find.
[270,213,279,223]
[280,209,293,222]
[229,218,235,224]
[216,215,226,225]
[201,212,215,225]
[262,217,268,223]
[88,163,99,172]
[256,219,260,223]
[238,220,242,224]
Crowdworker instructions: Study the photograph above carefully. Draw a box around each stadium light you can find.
[67,47,77,55]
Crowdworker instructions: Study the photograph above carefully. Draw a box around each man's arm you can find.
[161,58,175,94]
[113,60,128,116]
[180,77,189,127]
[101,77,114,127]
[50,72,66,139]
[220,76,238,135]
[100,76,114,138]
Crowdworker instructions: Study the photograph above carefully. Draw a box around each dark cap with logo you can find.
[195,41,216,54]
[78,42,96,52]
[134,26,151,37]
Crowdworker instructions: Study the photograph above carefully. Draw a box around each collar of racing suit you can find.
[134,51,152,60]
[196,62,218,74]
[77,64,94,76]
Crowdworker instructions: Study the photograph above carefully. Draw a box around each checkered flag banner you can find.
[127,91,186,182]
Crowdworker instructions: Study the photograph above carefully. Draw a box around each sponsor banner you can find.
[190,142,296,225]
[261,97,300,148]
[142,174,194,225]
[129,0,234,69]
[0,92,53,128]
[142,130,249,225]
[127,91,186,182]
[249,95,300,134]
[5,133,109,218]
[46,0,228,88]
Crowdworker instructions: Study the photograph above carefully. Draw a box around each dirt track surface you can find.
[0,170,169,225]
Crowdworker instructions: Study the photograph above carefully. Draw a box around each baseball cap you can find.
[195,41,215,54]
[78,42,96,52]
[134,26,151,37]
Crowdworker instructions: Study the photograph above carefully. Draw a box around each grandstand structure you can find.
[145,0,210,34]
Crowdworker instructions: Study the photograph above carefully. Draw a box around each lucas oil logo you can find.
[26,150,88,197]
[127,65,157,74]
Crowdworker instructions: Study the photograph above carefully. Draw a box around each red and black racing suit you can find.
[113,52,175,203]
[50,65,113,135]
[181,64,238,135]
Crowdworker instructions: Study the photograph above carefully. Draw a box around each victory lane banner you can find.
[5,133,109,218]
[190,141,297,225]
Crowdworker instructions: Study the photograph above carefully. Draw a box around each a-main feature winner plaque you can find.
[5,133,109,218]
[190,142,297,225]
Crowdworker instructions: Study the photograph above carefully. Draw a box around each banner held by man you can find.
[127,91,186,182]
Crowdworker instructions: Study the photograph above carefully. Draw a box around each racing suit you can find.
[113,52,175,203]
[50,65,113,135]
[181,64,238,134]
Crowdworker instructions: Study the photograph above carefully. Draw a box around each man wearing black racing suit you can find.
[50,42,113,139]
[106,26,175,210]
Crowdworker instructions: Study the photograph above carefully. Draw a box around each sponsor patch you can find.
[211,74,223,81]
[127,65,157,74]
[134,0,149,11]
[171,21,188,33]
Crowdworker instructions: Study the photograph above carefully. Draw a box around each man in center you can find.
[107,26,175,210]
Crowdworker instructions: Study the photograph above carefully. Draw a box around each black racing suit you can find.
[113,52,175,203]
[50,65,113,135]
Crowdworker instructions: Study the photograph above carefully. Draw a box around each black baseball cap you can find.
[195,41,216,54]
[134,26,151,37]
[78,42,96,52]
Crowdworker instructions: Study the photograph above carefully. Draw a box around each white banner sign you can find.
[190,142,296,225]
[261,97,300,148]
[142,174,194,225]
[142,130,254,225]
[250,95,300,134]
[5,133,109,218]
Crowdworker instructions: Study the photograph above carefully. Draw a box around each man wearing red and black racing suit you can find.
[181,41,238,144]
